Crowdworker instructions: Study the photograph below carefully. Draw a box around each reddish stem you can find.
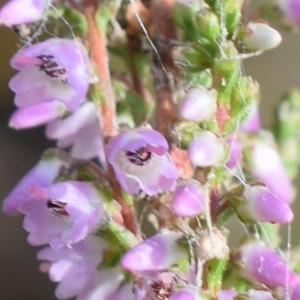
[83,0,117,137]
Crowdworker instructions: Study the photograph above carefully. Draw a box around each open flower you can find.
[106,127,178,195]
[38,236,108,300]
[46,102,104,162]
[9,38,90,111]
[20,181,104,248]
[0,0,50,25]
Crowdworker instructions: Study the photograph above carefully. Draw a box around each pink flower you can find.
[2,152,69,214]
[171,181,206,217]
[106,127,178,195]
[9,101,65,129]
[20,181,104,248]
[9,38,90,111]
[46,102,104,162]
[278,0,300,26]
[121,231,186,273]
[238,242,296,287]
[239,185,293,224]
[0,0,50,25]
[38,236,108,300]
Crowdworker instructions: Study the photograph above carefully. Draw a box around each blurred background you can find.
[1,7,300,300]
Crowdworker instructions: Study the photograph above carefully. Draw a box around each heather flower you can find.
[38,236,108,300]
[169,288,201,300]
[20,181,104,248]
[242,21,282,52]
[46,102,104,162]
[171,181,206,217]
[188,131,225,167]
[249,142,293,204]
[238,242,296,287]
[0,0,50,25]
[179,87,217,122]
[9,38,90,111]
[290,281,300,300]
[236,185,293,224]
[2,153,69,214]
[106,127,178,195]
[9,101,65,129]
[121,231,186,272]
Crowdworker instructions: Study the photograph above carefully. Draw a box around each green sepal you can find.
[185,69,213,88]
[171,121,202,149]
[172,0,200,40]
[203,258,228,295]
[97,219,138,251]
[61,6,88,37]
[195,9,221,43]
[224,77,259,133]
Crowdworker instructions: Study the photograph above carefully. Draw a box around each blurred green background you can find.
[1,9,300,300]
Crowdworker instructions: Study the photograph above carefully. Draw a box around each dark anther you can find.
[47,199,69,216]
[126,147,152,166]
[37,55,67,81]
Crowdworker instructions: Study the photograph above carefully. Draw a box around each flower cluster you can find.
[2,0,300,299]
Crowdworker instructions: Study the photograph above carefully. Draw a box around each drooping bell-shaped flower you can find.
[278,0,300,26]
[179,87,217,122]
[2,152,69,214]
[9,38,90,111]
[249,142,293,204]
[0,0,50,25]
[242,21,282,52]
[188,131,225,167]
[9,101,66,129]
[46,102,104,162]
[106,127,178,195]
[236,184,293,224]
[238,242,296,287]
[38,236,107,300]
[171,181,206,217]
[21,181,104,248]
[121,231,186,273]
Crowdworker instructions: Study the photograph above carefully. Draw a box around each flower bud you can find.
[120,231,186,272]
[179,87,217,122]
[242,21,282,52]
[195,9,220,42]
[226,137,242,168]
[240,101,261,131]
[188,131,225,167]
[238,242,296,287]
[249,141,293,204]
[236,185,293,224]
[171,181,207,217]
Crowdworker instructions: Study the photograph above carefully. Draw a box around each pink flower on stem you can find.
[106,127,178,195]
[9,38,90,111]
[249,142,293,204]
[238,242,296,287]
[38,236,109,300]
[21,181,104,248]
[121,231,186,273]
[217,289,237,300]
[169,289,201,300]
[239,185,293,224]
[0,0,50,25]
[2,153,69,214]
[171,181,206,217]
[9,101,65,129]
[225,137,242,169]
[46,102,104,162]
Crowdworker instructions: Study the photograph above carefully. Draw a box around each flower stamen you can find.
[37,55,67,81]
